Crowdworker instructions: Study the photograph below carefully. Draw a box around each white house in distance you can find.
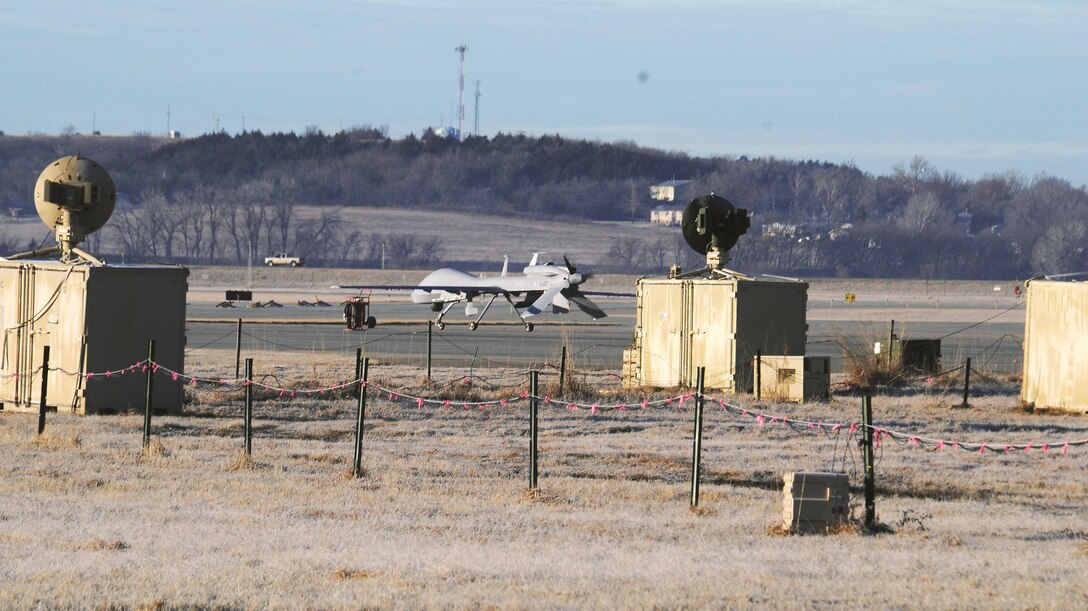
[648,179,692,226]
[650,204,684,226]
[650,179,692,203]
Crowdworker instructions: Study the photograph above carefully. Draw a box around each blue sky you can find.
[3,1,1086,185]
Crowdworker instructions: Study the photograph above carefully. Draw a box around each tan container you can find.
[627,275,807,391]
[1021,279,1088,413]
[756,355,830,402]
[782,471,849,533]
[0,261,188,415]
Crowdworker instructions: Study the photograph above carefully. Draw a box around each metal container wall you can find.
[631,276,807,391]
[1022,279,1088,412]
[0,261,187,415]
[635,279,689,387]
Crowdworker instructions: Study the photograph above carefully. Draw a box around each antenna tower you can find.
[455,44,467,142]
[474,79,481,136]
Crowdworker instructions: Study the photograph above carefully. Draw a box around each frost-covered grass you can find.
[2,357,1086,609]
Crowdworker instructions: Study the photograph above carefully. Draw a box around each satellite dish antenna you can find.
[10,155,116,265]
[680,193,750,270]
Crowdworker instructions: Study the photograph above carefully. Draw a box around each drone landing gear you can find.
[433,302,457,330]
[501,294,536,332]
[467,295,499,331]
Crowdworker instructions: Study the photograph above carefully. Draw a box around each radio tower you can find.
[455,44,467,142]
[474,79,481,136]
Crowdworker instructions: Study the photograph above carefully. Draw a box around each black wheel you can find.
[267,261,274,266]
[435,321,445,330]
[524,322,534,332]
[366,316,376,329]
[290,261,297,267]
[469,322,478,331]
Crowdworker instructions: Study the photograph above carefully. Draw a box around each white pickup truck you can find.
[264,253,304,267]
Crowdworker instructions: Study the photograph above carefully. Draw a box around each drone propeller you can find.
[565,289,607,319]
[524,255,607,319]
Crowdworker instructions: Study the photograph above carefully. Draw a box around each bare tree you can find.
[1030,221,1087,274]
[293,208,343,263]
[892,155,933,196]
[625,181,643,222]
[896,191,949,235]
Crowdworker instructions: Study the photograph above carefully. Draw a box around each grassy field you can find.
[2,349,1086,608]
[0,243,1073,608]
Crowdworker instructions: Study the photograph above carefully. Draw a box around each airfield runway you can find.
[185,283,1026,376]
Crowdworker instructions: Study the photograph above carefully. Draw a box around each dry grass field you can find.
[2,347,1086,608]
[0,219,1079,608]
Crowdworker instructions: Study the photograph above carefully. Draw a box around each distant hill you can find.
[0,130,1085,278]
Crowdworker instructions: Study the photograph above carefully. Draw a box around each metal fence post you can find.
[427,321,433,381]
[529,370,539,490]
[244,358,253,457]
[558,346,567,396]
[352,357,370,478]
[862,393,876,528]
[234,318,242,381]
[755,350,762,400]
[143,340,155,452]
[37,346,50,435]
[353,348,362,399]
[690,366,705,508]
[960,357,971,408]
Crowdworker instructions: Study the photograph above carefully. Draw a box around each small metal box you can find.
[782,471,849,533]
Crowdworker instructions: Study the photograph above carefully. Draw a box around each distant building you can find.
[650,204,684,226]
[956,209,973,235]
[649,179,692,203]
[430,126,461,140]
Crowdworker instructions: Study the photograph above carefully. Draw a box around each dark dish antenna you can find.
[678,193,750,276]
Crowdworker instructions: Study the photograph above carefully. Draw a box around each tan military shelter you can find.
[623,275,807,391]
[0,261,188,415]
[1021,278,1088,413]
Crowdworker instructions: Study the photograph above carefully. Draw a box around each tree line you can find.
[0,130,1084,277]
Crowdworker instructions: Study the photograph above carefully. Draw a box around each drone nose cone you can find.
[569,272,583,285]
